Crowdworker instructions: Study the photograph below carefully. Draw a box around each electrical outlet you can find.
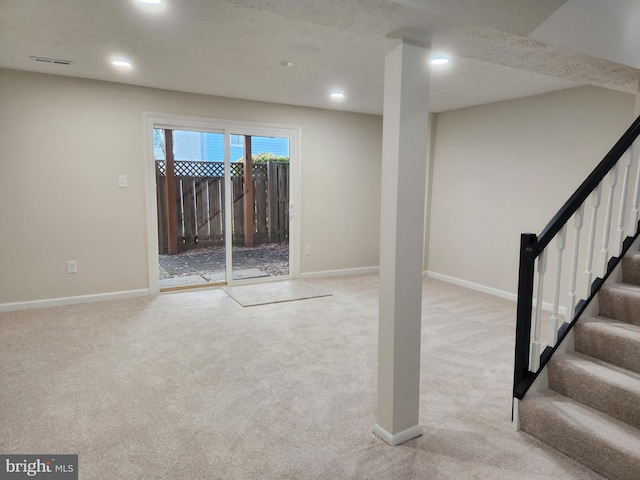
[305,245,311,256]
[67,261,77,274]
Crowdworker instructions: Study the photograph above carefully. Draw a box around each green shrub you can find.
[252,153,289,163]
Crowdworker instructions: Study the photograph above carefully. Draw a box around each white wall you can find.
[0,69,382,305]
[426,85,636,296]
[3,70,634,308]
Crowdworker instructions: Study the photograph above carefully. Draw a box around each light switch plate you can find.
[67,260,77,274]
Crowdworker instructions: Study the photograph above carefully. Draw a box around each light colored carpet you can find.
[223,280,331,306]
[0,275,604,480]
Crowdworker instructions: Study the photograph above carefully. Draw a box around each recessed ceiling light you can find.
[111,60,133,68]
[279,61,293,67]
[330,91,345,99]
[139,0,161,3]
[430,57,449,65]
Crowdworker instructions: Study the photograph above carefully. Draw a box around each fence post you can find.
[513,233,537,399]
[164,129,178,255]
[243,136,254,246]
[267,161,276,243]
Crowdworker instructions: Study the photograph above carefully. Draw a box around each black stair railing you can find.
[513,114,640,401]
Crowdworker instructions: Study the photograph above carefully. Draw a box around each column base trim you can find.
[372,424,423,446]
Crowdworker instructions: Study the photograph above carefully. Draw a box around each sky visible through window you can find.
[153,130,289,162]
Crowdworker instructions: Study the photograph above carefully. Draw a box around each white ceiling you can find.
[0,0,638,115]
[530,0,640,71]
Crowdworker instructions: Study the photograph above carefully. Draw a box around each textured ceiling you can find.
[0,0,637,115]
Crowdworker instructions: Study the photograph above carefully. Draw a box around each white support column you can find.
[374,31,431,447]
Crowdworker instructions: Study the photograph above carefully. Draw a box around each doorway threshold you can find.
[159,268,271,292]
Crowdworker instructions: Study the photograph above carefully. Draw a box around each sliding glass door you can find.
[153,126,291,289]
[229,133,290,281]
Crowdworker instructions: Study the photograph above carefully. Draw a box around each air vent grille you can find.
[30,56,73,65]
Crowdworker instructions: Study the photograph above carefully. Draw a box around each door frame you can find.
[143,111,302,294]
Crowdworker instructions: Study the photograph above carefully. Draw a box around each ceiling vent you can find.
[30,56,73,65]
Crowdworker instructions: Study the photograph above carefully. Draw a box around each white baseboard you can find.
[373,424,423,446]
[425,270,517,302]
[0,289,150,312]
[302,267,566,315]
[424,271,566,315]
[301,266,379,279]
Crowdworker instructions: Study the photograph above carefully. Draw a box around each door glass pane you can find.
[156,129,227,288]
[231,134,290,280]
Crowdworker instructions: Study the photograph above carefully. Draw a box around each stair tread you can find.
[601,282,640,294]
[549,352,640,428]
[622,251,640,285]
[580,315,640,331]
[579,315,640,338]
[598,283,640,325]
[552,351,640,391]
[520,390,640,480]
[521,389,640,447]
[575,317,640,374]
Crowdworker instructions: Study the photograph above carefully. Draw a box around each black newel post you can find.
[513,233,537,400]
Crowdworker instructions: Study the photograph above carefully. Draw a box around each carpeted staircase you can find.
[519,250,640,480]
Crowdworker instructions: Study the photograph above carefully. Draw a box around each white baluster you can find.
[530,248,547,373]
[585,184,602,295]
[567,205,584,322]
[630,142,640,232]
[550,226,567,345]
[601,164,619,275]
[616,152,633,255]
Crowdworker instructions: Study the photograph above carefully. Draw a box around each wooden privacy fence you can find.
[156,160,289,254]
